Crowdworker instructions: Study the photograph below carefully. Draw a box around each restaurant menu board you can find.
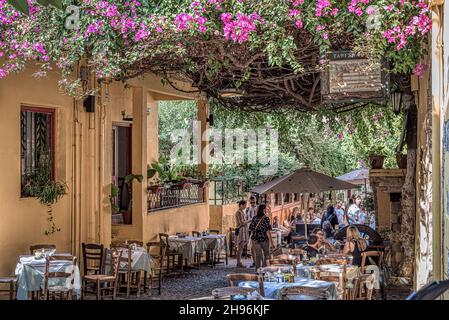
[321,51,389,104]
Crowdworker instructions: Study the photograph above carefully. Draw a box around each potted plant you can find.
[24,151,68,235]
[368,145,386,169]
[147,157,181,185]
[396,153,408,169]
[122,173,143,224]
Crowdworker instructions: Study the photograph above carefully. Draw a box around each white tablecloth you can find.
[15,255,81,300]
[168,236,206,265]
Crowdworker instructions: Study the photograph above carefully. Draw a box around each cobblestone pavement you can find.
[125,258,412,300]
[143,258,253,300]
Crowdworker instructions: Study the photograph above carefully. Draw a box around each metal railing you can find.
[209,177,245,205]
[148,183,205,212]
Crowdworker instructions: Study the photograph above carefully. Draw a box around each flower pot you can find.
[178,182,192,189]
[198,180,209,188]
[148,185,164,193]
[368,155,385,169]
[396,154,407,169]
[122,210,132,225]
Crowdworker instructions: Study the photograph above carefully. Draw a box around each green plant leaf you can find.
[6,0,29,15]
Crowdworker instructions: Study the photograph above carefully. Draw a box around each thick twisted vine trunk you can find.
[399,149,417,278]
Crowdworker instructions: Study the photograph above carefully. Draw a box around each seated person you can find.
[311,211,321,224]
[343,226,368,266]
[274,216,290,235]
[306,207,317,223]
[311,228,337,252]
[291,213,304,226]
[302,235,322,258]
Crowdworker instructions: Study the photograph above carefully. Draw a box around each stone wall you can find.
[369,169,406,273]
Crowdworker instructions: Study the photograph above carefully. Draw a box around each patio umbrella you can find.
[336,168,369,193]
[251,168,357,238]
[336,168,369,185]
[251,168,358,195]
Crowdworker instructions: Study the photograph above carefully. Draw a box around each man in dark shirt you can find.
[303,235,322,258]
[320,204,339,238]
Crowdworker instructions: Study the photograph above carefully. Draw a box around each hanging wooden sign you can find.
[321,51,389,104]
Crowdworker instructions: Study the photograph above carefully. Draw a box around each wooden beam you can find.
[369,169,407,177]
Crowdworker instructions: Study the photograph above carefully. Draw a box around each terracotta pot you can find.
[148,185,164,193]
[369,155,385,169]
[122,210,132,225]
[198,180,209,188]
[396,154,407,169]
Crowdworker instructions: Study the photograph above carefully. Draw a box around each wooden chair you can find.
[29,244,56,255]
[280,285,329,300]
[258,265,293,275]
[229,228,237,258]
[354,274,375,300]
[82,248,122,300]
[0,277,17,300]
[192,231,201,237]
[144,242,163,295]
[315,265,347,300]
[159,233,184,275]
[361,250,384,299]
[42,255,77,300]
[208,229,220,234]
[361,251,384,273]
[110,243,142,298]
[226,273,265,297]
[82,243,104,276]
[268,258,296,266]
[190,232,203,269]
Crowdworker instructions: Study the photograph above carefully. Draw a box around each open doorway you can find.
[112,123,132,225]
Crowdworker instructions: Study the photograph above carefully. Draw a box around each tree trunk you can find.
[399,149,417,278]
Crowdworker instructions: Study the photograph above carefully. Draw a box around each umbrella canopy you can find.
[336,168,369,186]
[251,168,358,195]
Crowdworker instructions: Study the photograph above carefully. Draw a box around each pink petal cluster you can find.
[221,12,263,43]
[348,0,370,17]
[382,3,431,51]
[413,62,428,78]
[315,0,332,17]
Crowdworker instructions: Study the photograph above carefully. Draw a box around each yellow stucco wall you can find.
[0,67,73,275]
[0,65,200,276]
[142,203,210,242]
[209,204,239,234]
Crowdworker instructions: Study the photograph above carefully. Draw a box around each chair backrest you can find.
[280,285,328,300]
[287,248,304,256]
[43,255,77,295]
[258,265,293,274]
[361,250,384,273]
[110,243,132,273]
[82,243,104,276]
[315,265,347,298]
[192,231,201,237]
[30,244,56,255]
[208,230,220,234]
[268,258,296,266]
[356,274,375,300]
[226,273,265,297]
[103,248,123,279]
[158,233,170,246]
[158,233,171,256]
